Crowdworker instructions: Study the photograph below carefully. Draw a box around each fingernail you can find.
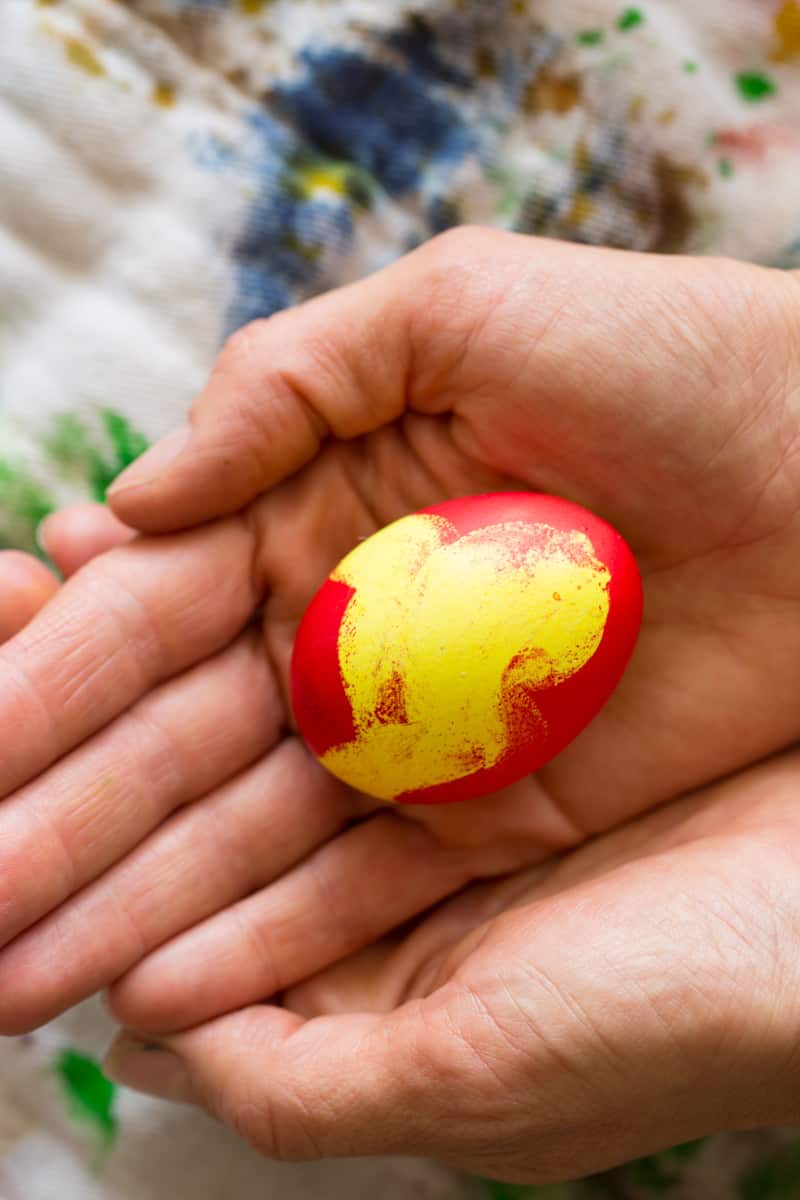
[35,514,56,558]
[103,1033,197,1104]
[107,425,191,496]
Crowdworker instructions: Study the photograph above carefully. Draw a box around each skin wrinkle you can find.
[30,771,128,888]
[455,965,590,1113]
[199,746,302,893]
[609,943,702,1083]
[0,798,75,939]
[78,559,168,699]
[332,437,395,538]
[0,651,62,794]
[450,986,513,1093]
[405,232,514,411]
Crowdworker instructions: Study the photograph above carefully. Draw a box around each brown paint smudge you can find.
[772,2,800,62]
[567,194,594,225]
[152,82,176,108]
[651,156,708,253]
[525,70,581,115]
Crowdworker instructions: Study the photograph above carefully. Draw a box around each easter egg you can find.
[290,493,642,805]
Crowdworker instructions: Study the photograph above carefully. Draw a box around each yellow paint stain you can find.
[298,166,349,197]
[567,193,595,224]
[37,0,59,7]
[322,515,610,800]
[152,82,176,108]
[65,36,104,76]
[773,1,800,61]
[574,139,591,175]
[628,95,645,123]
[657,107,677,126]
[238,0,269,13]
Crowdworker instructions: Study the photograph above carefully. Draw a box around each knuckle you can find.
[405,227,515,389]
[216,320,273,382]
[422,224,498,270]
[416,226,490,305]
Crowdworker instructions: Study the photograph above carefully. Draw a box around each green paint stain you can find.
[279,231,322,264]
[628,1140,706,1195]
[100,409,150,490]
[577,30,604,46]
[0,459,55,557]
[44,409,149,501]
[56,1049,118,1148]
[719,157,734,178]
[683,60,699,73]
[284,150,375,211]
[480,1183,574,1199]
[617,7,644,31]
[736,70,777,102]
[738,1138,800,1199]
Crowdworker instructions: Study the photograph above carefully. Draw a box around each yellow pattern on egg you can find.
[321,514,610,800]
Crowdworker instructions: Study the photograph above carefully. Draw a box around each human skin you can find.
[0,231,799,1182]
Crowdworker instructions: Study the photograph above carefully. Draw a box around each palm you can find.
[0,234,797,1038]
[250,263,800,851]
[275,748,800,1182]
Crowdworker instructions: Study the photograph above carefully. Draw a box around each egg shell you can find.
[291,492,642,805]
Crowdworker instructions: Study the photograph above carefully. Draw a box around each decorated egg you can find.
[290,493,642,805]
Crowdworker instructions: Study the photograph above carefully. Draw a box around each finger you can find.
[284,941,404,1018]
[105,249,418,532]
[0,740,355,1034]
[0,631,281,1002]
[104,231,784,538]
[0,552,59,642]
[38,504,134,577]
[107,812,477,1034]
[104,1001,457,1162]
[283,874,523,1019]
[106,757,800,1174]
[290,748,800,1020]
[0,516,258,800]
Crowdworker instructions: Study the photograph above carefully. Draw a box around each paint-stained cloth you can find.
[2,2,800,1198]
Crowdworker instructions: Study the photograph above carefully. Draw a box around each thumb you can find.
[105,239,436,533]
[103,1002,460,1161]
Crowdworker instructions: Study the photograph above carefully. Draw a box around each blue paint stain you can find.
[191,14,565,334]
[383,15,473,88]
[272,47,475,196]
[218,112,359,333]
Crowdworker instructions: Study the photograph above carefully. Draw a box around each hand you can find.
[0,231,797,1040]
[104,748,800,1183]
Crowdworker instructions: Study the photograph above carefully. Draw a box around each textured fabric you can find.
[1,2,800,1197]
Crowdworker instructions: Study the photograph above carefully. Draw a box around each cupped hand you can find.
[103,748,800,1180]
[104,747,800,1184]
[0,230,797,1038]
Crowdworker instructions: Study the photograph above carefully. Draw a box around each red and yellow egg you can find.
[291,493,642,805]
